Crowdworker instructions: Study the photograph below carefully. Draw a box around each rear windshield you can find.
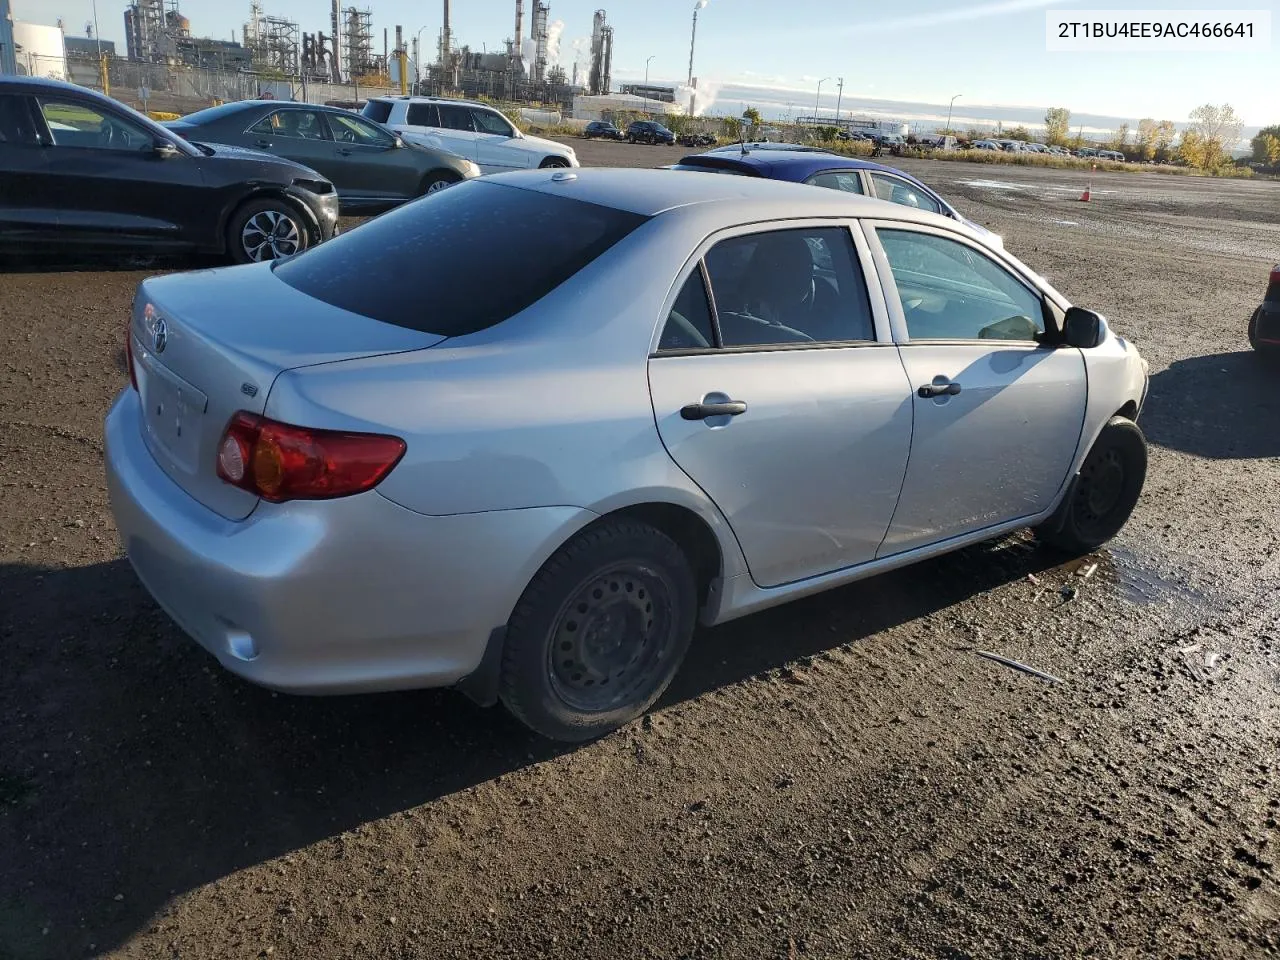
[669,161,755,176]
[360,99,393,124]
[272,181,648,337]
[175,101,253,125]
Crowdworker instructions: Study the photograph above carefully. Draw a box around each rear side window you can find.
[806,171,864,194]
[437,105,474,131]
[0,94,38,144]
[273,181,649,336]
[406,102,436,126]
[658,270,716,350]
[361,99,393,124]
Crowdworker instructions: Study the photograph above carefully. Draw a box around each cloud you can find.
[783,0,1079,39]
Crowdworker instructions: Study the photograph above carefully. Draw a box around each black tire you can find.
[1035,416,1147,554]
[539,157,570,168]
[628,135,637,144]
[499,519,698,742]
[420,171,462,196]
[226,197,310,265]
[1248,307,1279,358]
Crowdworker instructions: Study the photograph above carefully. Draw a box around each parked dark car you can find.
[625,120,676,146]
[1248,264,1280,358]
[670,146,1003,247]
[164,100,480,215]
[0,76,338,263]
[581,120,624,141]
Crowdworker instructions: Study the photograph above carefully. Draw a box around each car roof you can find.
[0,74,89,94]
[480,167,957,227]
[376,94,493,110]
[678,149,927,183]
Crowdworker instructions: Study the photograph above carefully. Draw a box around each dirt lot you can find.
[2,143,1278,960]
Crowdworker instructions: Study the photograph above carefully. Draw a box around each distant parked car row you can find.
[965,138,1124,160]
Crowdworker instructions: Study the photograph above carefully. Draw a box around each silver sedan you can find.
[105,169,1150,742]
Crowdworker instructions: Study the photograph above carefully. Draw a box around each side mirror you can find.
[1063,306,1106,348]
[392,136,404,148]
[153,140,180,159]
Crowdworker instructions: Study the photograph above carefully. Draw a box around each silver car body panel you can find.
[104,168,1149,694]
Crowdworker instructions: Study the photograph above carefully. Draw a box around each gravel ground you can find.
[2,143,1278,960]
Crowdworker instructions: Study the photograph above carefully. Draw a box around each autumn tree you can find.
[1044,107,1071,146]
[1135,119,1161,160]
[1005,125,1033,142]
[741,106,762,132]
[1251,124,1280,164]
[1154,120,1177,161]
[1178,129,1207,168]
[1109,123,1130,152]
[1187,103,1243,167]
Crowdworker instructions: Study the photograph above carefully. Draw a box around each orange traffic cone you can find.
[1079,162,1095,202]
[1079,184,1091,201]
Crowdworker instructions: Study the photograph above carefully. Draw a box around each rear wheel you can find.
[499,519,697,742]
[421,171,462,195]
[226,198,309,264]
[1248,307,1279,358]
[1035,416,1147,554]
[539,157,571,168]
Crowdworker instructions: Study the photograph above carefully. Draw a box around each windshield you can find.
[272,181,649,336]
[173,102,252,126]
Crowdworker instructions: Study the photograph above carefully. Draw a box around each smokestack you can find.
[440,0,451,66]
[514,0,524,52]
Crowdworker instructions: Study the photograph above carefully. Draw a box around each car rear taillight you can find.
[125,324,138,392]
[216,412,406,502]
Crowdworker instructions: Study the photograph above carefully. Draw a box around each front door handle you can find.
[918,378,962,399]
[255,139,272,149]
[681,400,748,421]
[337,147,352,156]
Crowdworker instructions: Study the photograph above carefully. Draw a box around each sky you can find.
[14,0,1279,128]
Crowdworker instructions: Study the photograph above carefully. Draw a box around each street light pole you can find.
[945,93,961,136]
[415,24,429,85]
[834,76,843,123]
[814,76,830,123]
[645,54,655,89]
[688,0,707,113]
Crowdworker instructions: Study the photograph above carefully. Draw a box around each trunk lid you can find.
[129,261,443,521]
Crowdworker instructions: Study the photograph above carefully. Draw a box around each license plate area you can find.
[137,347,208,474]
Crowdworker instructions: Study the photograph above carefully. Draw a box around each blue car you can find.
[670,144,1002,248]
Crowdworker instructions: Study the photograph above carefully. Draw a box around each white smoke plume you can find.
[677,78,722,117]
[569,35,591,78]
[545,18,564,65]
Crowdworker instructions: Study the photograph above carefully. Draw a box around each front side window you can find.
[704,227,875,347]
[877,229,1044,342]
[471,108,515,137]
[869,173,942,214]
[805,171,864,194]
[327,112,394,147]
[436,105,475,132]
[37,98,152,151]
[249,110,330,141]
[0,94,39,145]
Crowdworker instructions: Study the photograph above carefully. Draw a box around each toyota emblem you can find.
[151,316,168,354]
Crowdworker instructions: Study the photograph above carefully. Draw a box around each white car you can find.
[361,96,578,175]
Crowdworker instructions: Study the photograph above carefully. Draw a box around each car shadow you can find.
[0,536,1070,957]
[1141,350,1280,460]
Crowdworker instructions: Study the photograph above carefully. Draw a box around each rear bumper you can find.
[104,389,585,694]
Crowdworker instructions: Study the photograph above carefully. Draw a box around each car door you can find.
[468,106,529,171]
[647,223,914,588]
[245,107,336,181]
[32,93,207,248]
[424,103,480,165]
[323,110,417,205]
[865,222,1087,556]
[0,92,55,242]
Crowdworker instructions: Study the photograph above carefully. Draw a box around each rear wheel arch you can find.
[1114,400,1138,421]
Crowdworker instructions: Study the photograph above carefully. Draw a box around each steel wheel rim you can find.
[1074,447,1125,533]
[425,178,452,194]
[241,209,302,262]
[547,561,676,714]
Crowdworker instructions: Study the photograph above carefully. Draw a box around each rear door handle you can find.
[918,378,962,398]
[255,139,272,149]
[338,147,352,156]
[681,400,748,420]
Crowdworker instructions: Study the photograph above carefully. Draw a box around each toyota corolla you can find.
[105,169,1149,742]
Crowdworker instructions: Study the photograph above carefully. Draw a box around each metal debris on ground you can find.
[1059,584,1079,602]
[1080,562,1099,580]
[1026,573,1041,585]
[975,650,1065,685]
